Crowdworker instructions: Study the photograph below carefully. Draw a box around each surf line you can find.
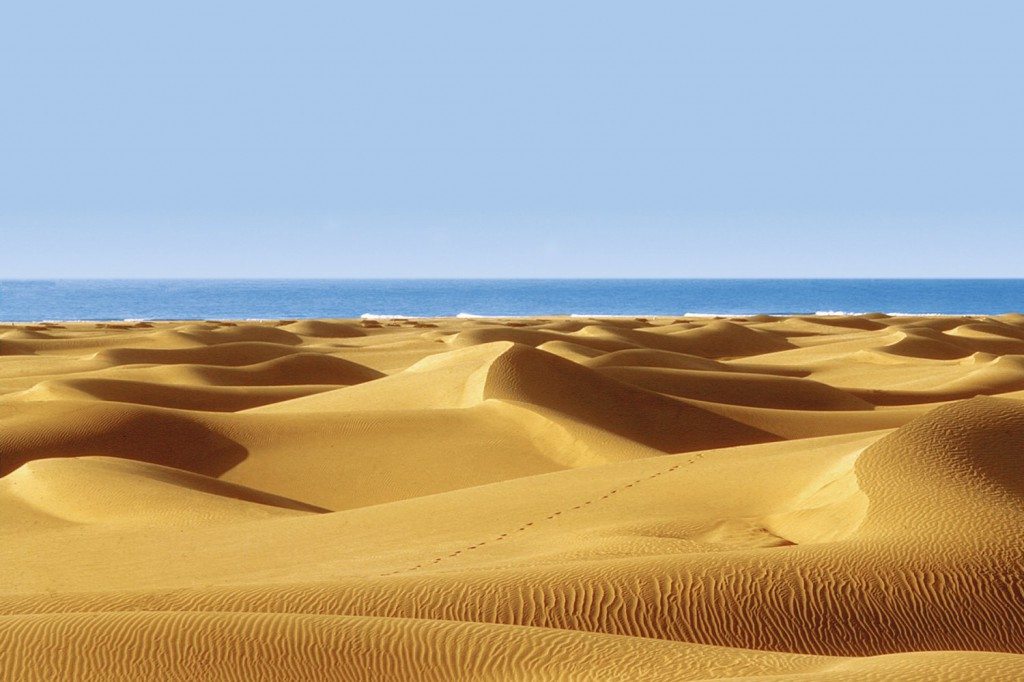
[376,452,708,577]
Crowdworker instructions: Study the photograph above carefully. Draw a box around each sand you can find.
[1,314,1023,680]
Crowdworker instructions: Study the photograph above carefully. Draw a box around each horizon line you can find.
[4,276,1024,282]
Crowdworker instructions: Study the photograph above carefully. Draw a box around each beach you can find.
[3,314,1024,679]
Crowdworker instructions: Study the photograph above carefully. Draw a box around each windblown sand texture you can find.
[2,314,1024,680]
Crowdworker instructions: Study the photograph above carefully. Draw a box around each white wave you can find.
[360,313,415,320]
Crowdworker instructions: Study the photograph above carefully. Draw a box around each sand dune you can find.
[143,352,384,387]
[636,319,796,357]
[7,611,1022,681]
[280,319,368,338]
[596,365,872,410]
[2,315,1023,680]
[254,341,777,453]
[92,341,313,367]
[19,377,340,411]
[172,322,305,346]
[1,456,326,530]
[585,347,731,371]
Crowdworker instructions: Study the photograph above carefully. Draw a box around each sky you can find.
[1,1,1022,278]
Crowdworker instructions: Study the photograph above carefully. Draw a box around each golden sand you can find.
[2,314,1023,680]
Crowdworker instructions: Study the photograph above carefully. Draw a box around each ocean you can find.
[1,279,1021,321]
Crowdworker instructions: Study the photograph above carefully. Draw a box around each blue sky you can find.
[2,2,1021,278]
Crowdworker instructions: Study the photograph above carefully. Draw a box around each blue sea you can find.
[0,280,1021,321]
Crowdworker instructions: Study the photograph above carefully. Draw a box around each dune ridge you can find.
[2,315,1024,680]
